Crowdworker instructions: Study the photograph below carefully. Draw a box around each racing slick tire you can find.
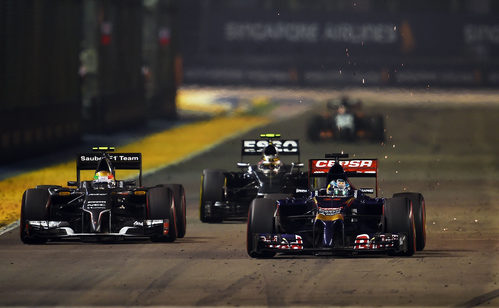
[35,185,61,190]
[200,169,225,223]
[148,186,177,242]
[306,115,325,142]
[384,197,416,256]
[20,188,49,244]
[247,198,276,258]
[164,184,187,238]
[393,192,426,251]
[372,115,385,143]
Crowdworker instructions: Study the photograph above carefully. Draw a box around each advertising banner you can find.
[180,7,499,87]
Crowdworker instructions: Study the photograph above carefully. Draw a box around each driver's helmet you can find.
[94,170,114,183]
[337,103,347,115]
[326,179,350,197]
[92,159,116,188]
[258,145,282,173]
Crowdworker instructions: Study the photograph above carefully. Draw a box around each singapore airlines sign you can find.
[225,22,398,44]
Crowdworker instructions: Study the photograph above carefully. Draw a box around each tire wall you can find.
[0,0,82,161]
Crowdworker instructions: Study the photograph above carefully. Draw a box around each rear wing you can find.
[308,158,378,196]
[309,159,377,177]
[76,152,142,185]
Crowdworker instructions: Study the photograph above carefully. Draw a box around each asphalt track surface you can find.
[1,100,498,307]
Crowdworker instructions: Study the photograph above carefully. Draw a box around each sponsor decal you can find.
[116,155,140,161]
[464,24,499,44]
[310,159,377,174]
[85,200,107,210]
[224,22,397,44]
[317,207,342,216]
[316,207,344,222]
[354,234,370,249]
[314,159,373,168]
[243,139,299,154]
[80,155,101,162]
[80,155,140,162]
[260,234,304,250]
[353,234,398,250]
[78,152,142,171]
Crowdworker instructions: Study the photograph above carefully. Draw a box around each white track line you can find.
[0,220,19,236]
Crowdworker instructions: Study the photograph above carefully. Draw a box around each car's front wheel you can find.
[393,192,426,251]
[247,198,276,258]
[199,169,225,223]
[20,188,49,244]
[384,197,416,256]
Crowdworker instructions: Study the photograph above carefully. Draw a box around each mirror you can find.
[237,162,250,168]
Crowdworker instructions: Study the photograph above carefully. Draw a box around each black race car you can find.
[200,134,308,223]
[247,153,426,258]
[20,147,186,243]
[306,97,385,142]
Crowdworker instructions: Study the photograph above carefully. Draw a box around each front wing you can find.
[25,219,170,240]
[255,232,408,254]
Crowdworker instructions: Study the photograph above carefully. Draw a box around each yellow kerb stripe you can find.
[0,116,269,227]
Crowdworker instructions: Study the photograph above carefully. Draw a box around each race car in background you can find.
[306,97,385,142]
[20,147,186,243]
[200,134,308,223]
[247,153,426,258]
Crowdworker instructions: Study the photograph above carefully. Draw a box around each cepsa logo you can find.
[314,160,373,168]
[243,140,298,153]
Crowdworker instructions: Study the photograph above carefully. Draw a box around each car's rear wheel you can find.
[384,197,416,256]
[164,184,187,238]
[148,186,176,242]
[372,115,385,142]
[35,185,61,190]
[20,188,49,244]
[200,169,225,223]
[306,115,325,142]
[247,198,276,258]
[393,192,426,251]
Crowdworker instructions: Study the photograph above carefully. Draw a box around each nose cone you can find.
[84,193,111,233]
[90,211,101,232]
[86,208,110,233]
[319,220,343,248]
